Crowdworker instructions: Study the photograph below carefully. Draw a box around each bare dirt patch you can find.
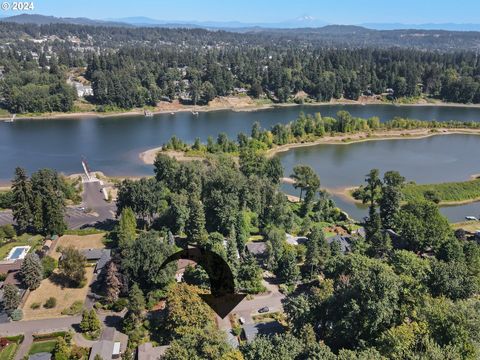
[22,267,94,320]
[51,234,105,260]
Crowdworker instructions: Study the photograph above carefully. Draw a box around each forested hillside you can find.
[1,21,480,113]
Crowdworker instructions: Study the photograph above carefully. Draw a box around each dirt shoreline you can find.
[3,97,480,121]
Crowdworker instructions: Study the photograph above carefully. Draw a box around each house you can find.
[89,328,128,360]
[80,249,111,274]
[73,82,93,97]
[326,235,352,254]
[242,321,284,343]
[137,343,170,360]
[0,260,24,288]
[246,242,267,257]
[285,234,308,246]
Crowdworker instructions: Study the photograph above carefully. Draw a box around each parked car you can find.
[239,317,246,325]
[258,307,269,313]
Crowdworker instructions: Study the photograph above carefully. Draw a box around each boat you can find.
[465,216,478,221]
[144,110,153,117]
[191,111,199,116]
[170,112,175,115]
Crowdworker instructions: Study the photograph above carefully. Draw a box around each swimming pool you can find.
[5,246,31,261]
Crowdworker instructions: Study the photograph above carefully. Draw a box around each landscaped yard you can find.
[0,234,43,260]
[28,340,57,355]
[0,344,18,360]
[22,267,94,320]
[0,336,24,360]
[51,233,106,260]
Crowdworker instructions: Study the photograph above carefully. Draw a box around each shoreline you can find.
[4,98,480,121]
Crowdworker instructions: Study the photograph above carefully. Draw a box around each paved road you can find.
[233,278,285,325]
[0,181,116,229]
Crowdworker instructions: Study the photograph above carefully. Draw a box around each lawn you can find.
[28,340,57,354]
[0,344,18,360]
[22,267,94,320]
[0,234,43,260]
[51,233,105,260]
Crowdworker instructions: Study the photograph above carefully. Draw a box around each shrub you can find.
[111,298,128,312]
[44,297,57,309]
[0,273,6,281]
[61,301,83,316]
[10,309,23,321]
[30,302,41,310]
[1,224,15,239]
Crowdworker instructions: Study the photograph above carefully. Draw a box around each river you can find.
[1,104,479,221]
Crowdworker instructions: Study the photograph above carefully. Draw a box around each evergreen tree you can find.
[118,207,137,251]
[277,247,300,286]
[3,284,20,313]
[185,187,206,244]
[20,253,44,290]
[379,171,405,229]
[11,167,32,233]
[305,226,330,278]
[128,282,145,317]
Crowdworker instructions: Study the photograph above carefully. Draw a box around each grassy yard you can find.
[0,234,44,260]
[452,221,480,232]
[51,233,105,260]
[0,344,18,360]
[403,179,480,204]
[22,267,94,320]
[28,340,57,354]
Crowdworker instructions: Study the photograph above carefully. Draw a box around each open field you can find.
[51,233,105,260]
[22,267,94,320]
[0,344,18,360]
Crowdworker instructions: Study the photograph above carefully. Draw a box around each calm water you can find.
[277,134,480,221]
[1,104,480,221]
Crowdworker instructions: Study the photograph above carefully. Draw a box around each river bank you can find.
[4,96,480,121]
[139,128,480,165]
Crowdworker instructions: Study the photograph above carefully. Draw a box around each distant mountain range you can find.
[2,13,480,32]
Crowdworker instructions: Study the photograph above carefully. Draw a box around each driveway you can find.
[233,277,285,325]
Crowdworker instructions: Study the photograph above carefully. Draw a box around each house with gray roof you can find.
[242,321,284,343]
[137,343,169,360]
[326,235,352,254]
[80,249,111,274]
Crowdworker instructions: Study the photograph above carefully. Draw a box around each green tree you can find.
[237,252,265,294]
[11,167,33,232]
[379,171,405,229]
[185,188,207,244]
[121,231,176,291]
[117,207,137,251]
[304,225,330,278]
[52,337,71,360]
[58,246,86,287]
[80,309,101,336]
[20,253,44,290]
[291,165,320,202]
[3,284,20,313]
[128,282,146,316]
[277,246,300,286]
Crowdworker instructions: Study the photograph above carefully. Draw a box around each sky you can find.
[2,0,480,24]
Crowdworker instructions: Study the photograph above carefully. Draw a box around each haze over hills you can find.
[3,13,480,32]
